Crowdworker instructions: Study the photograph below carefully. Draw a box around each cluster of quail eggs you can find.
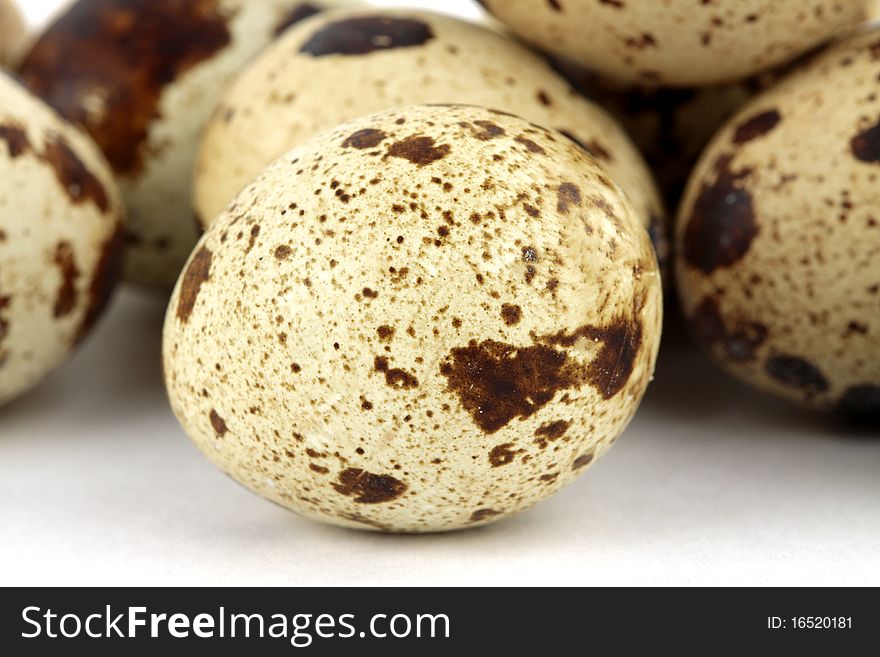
[1,0,876,533]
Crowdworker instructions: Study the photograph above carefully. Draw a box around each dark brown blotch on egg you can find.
[299,16,434,57]
[19,0,233,176]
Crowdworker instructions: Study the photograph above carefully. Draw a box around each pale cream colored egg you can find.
[0,73,124,406]
[165,105,663,532]
[676,30,880,415]
[193,8,667,274]
[477,0,867,87]
[17,0,352,288]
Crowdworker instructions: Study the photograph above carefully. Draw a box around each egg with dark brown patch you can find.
[17,0,348,288]
[676,30,880,417]
[477,0,867,87]
[165,105,663,532]
[193,8,668,275]
[0,73,124,406]
[0,0,25,68]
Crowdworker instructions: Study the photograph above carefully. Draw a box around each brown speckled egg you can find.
[0,0,25,68]
[675,30,880,417]
[476,0,867,87]
[165,105,663,533]
[17,0,348,288]
[193,8,667,275]
[0,73,124,407]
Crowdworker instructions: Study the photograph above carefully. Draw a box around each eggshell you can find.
[17,0,349,288]
[164,105,663,532]
[477,0,867,87]
[193,8,667,274]
[0,73,124,406]
[675,30,880,416]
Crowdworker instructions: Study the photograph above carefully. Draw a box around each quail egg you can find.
[676,30,880,416]
[476,0,867,87]
[0,73,123,406]
[164,104,663,532]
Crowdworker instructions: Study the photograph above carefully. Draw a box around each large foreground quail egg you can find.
[193,8,667,274]
[0,0,25,68]
[164,105,663,532]
[0,73,123,406]
[17,0,348,288]
[676,30,880,416]
[476,0,867,87]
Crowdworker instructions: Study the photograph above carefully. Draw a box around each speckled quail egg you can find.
[676,30,880,416]
[0,0,25,68]
[17,0,350,288]
[0,73,124,407]
[476,0,867,87]
[192,8,668,275]
[164,104,663,533]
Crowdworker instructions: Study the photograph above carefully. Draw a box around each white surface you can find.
[3,0,879,587]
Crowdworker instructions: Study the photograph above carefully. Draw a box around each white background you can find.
[2,0,878,587]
